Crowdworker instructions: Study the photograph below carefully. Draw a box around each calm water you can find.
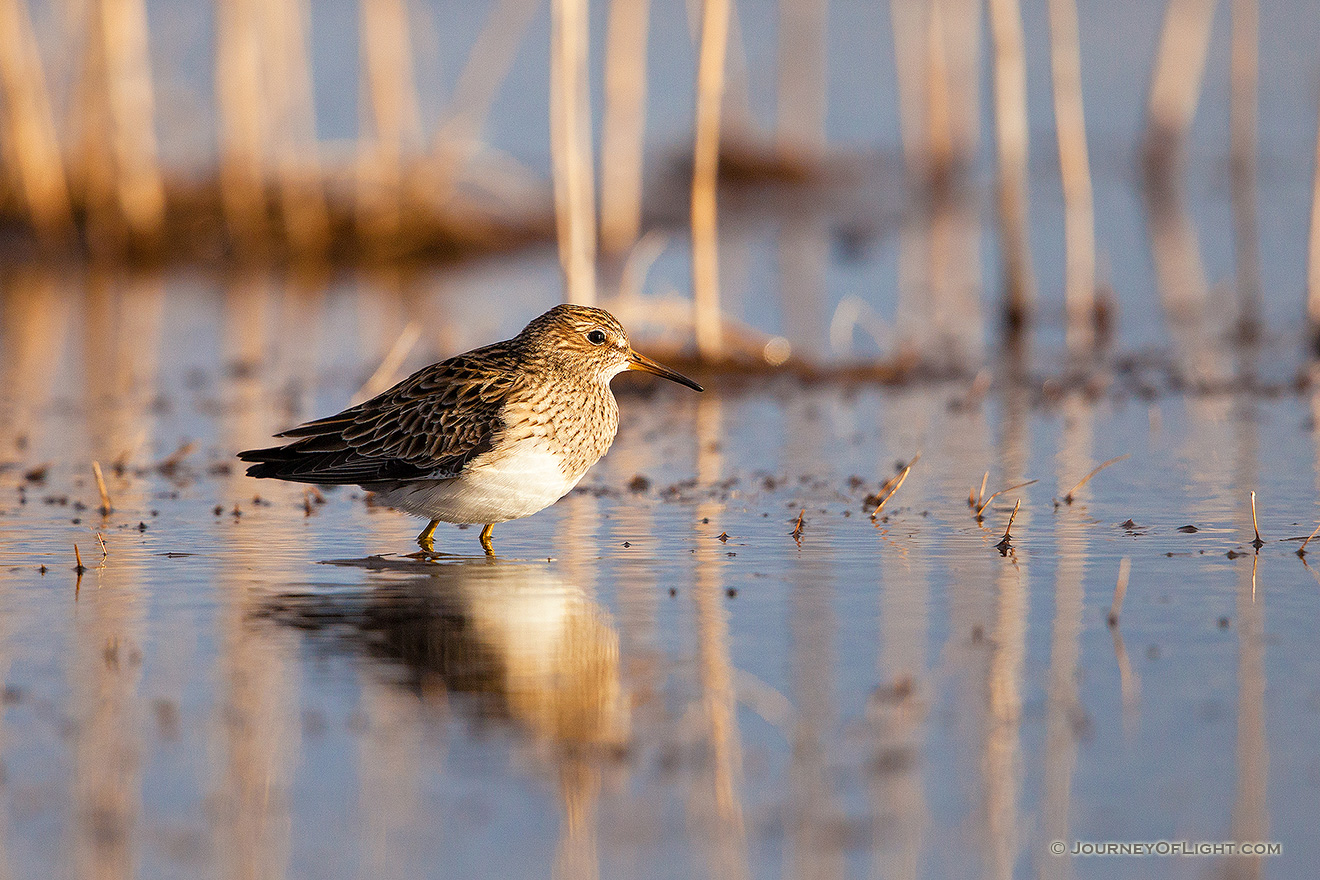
[0,278,1318,879]
[6,0,1320,876]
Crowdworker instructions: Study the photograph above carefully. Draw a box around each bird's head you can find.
[520,304,703,391]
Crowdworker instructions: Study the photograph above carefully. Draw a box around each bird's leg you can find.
[479,523,495,554]
[416,519,439,552]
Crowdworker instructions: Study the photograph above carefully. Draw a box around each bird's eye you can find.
[587,329,607,345]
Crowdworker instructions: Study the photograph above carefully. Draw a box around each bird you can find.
[237,304,702,553]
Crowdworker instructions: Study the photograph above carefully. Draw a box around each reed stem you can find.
[216,0,269,245]
[551,0,598,305]
[1144,0,1215,165]
[265,0,329,254]
[775,0,827,159]
[986,0,1034,330]
[1229,0,1261,337]
[692,0,731,359]
[1046,0,1096,356]
[0,0,73,243]
[1308,89,1320,351]
[600,0,652,255]
[358,0,422,241]
[96,0,166,243]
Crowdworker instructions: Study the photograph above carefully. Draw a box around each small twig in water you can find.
[1297,521,1320,557]
[1108,556,1131,627]
[1062,454,1130,504]
[977,479,1038,520]
[96,532,108,561]
[155,442,196,474]
[74,544,86,575]
[354,321,423,404]
[1250,491,1264,549]
[872,452,920,519]
[791,509,805,543]
[92,461,112,515]
[968,471,989,509]
[995,499,1021,553]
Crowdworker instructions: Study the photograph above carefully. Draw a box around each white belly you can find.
[373,443,581,525]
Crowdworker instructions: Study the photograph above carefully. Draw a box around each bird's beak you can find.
[626,350,703,391]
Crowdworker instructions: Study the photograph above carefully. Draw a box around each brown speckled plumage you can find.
[238,304,701,549]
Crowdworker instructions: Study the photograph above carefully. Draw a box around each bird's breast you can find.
[505,382,619,480]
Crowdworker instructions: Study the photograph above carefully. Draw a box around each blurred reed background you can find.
[0,0,1318,373]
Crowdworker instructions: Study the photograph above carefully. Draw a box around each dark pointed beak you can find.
[626,350,703,391]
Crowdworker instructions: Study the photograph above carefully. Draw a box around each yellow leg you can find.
[416,519,439,552]
[479,523,495,554]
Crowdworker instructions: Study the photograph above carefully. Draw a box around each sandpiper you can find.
[238,304,702,553]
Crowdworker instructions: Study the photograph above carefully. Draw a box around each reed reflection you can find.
[214,273,303,880]
[869,390,937,880]
[690,391,749,880]
[984,376,1031,880]
[1040,394,1093,880]
[258,557,628,879]
[0,269,72,457]
[1228,381,1268,880]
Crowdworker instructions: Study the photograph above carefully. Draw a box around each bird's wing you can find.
[237,349,520,485]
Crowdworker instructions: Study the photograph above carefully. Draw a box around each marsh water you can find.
[0,269,1319,880]
[4,0,1320,877]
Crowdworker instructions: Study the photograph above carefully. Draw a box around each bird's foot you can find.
[479,524,495,556]
[416,519,440,553]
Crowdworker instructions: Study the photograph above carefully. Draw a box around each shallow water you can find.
[0,283,1318,878]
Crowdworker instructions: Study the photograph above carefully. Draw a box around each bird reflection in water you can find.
[255,556,628,877]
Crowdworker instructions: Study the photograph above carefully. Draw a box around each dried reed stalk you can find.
[969,471,990,508]
[1141,0,1214,333]
[976,478,1037,520]
[1107,556,1130,627]
[1229,0,1261,336]
[889,0,980,179]
[1308,90,1320,350]
[691,0,731,359]
[986,0,1034,328]
[551,0,598,305]
[1143,0,1215,163]
[83,0,166,243]
[937,0,982,168]
[353,321,421,403]
[923,1,954,175]
[433,0,538,198]
[1249,491,1263,548]
[870,452,920,520]
[216,0,269,244]
[106,0,165,236]
[775,0,827,159]
[1061,454,1129,504]
[358,0,422,240]
[264,0,329,253]
[0,0,73,242]
[1143,164,1209,324]
[1297,522,1320,558]
[888,0,928,176]
[995,498,1021,552]
[92,460,112,515]
[1046,0,1096,356]
[600,0,652,254]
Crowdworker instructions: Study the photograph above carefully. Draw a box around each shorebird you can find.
[238,304,702,553]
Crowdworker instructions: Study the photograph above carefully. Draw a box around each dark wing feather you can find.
[237,346,520,485]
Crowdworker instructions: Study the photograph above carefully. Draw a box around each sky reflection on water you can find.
[0,275,1318,878]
